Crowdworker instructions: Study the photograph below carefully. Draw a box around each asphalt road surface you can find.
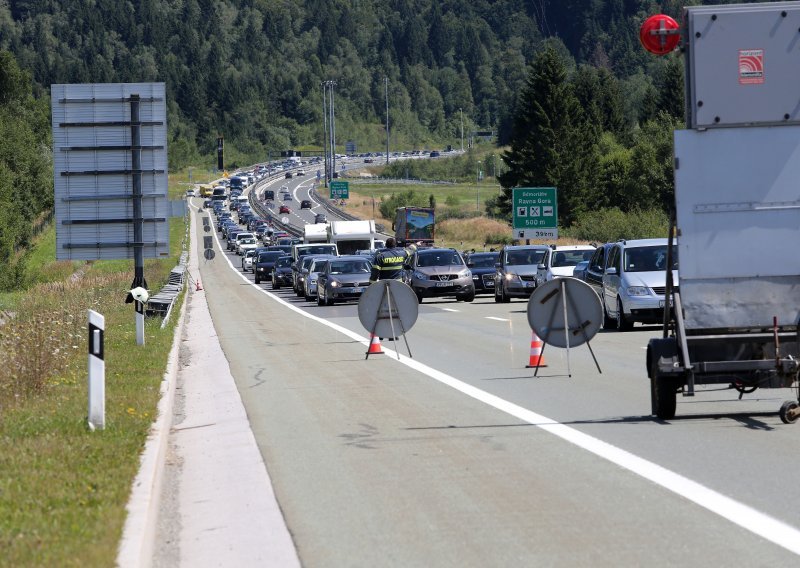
[192,207,800,566]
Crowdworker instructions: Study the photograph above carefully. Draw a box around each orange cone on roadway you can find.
[196,277,203,292]
[526,330,546,368]
[367,333,384,355]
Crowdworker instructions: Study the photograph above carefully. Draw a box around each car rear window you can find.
[328,261,371,274]
[469,254,498,268]
[257,252,284,263]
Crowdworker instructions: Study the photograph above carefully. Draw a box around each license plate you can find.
[435,282,452,287]
[659,299,674,308]
[352,287,364,293]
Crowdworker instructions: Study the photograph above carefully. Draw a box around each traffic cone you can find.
[526,331,547,368]
[196,277,203,291]
[367,333,384,355]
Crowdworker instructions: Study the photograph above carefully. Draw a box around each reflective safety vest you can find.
[373,247,408,280]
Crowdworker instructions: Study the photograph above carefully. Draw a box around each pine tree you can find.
[498,46,597,225]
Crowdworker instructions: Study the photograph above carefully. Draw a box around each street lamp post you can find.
[460,108,464,152]
[476,161,481,212]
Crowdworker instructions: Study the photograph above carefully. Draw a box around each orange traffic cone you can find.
[526,331,547,368]
[196,277,203,291]
[366,333,384,356]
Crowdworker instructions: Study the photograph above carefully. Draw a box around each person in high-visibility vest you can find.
[370,237,414,282]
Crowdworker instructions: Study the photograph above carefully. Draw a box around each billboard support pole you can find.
[130,94,146,345]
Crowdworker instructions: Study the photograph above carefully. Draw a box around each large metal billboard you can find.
[52,83,169,260]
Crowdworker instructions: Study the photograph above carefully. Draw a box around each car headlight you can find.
[413,271,427,280]
[458,269,471,279]
[505,273,520,282]
[330,280,340,287]
[626,286,649,296]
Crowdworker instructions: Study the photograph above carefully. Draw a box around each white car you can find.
[241,249,257,272]
[186,189,196,197]
[233,232,255,255]
[534,245,597,287]
[296,169,305,175]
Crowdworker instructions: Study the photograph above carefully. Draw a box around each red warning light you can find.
[640,14,680,56]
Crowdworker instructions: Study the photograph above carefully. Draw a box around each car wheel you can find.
[273,280,280,290]
[304,291,313,301]
[500,284,510,303]
[494,282,502,303]
[254,277,260,284]
[462,290,475,303]
[602,301,615,329]
[616,297,633,331]
[416,291,424,304]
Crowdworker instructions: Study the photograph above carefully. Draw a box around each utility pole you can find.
[329,81,337,179]
[385,76,390,164]
[321,81,329,187]
[460,108,464,152]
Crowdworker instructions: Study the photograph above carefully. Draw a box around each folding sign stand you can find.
[366,281,412,360]
[529,279,603,378]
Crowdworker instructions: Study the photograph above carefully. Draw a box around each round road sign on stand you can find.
[281,216,289,224]
[527,277,603,376]
[204,248,215,260]
[358,280,418,358]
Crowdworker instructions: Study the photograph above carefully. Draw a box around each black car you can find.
[285,172,293,178]
[271,255,294,289]
[253,251,287,284]
[314,213,327,224]
[300,199,312,209]
[465,251,500,294]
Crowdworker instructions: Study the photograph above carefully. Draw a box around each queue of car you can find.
[207,178,678,329]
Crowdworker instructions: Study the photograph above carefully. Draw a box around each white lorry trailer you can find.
[303,223,329,243]
[646,3,800,422]
[327,220,376,255]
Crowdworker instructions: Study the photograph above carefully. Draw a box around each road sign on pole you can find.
[512,187,558,239]
[330,180,349,200]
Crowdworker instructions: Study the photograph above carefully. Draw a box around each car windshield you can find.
[309,258,330,271]
[505,249,545,266]
[552,250,594,268]
[301,256,317,269]
[257,252,284,263]
[623,245,678,272]
[275,257,292,268]
[302,245,337,256]
[417,251,464,267]
[469,254,498,268]
[241,239,255,244]
[328,261,371,274]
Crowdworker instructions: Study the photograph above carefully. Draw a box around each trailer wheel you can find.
[779,400,800,424]
[651,375,677,419]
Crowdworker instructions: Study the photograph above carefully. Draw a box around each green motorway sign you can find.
[329,180,350,200]
[512,187,558,239]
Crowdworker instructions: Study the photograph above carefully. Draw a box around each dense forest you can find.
[0,0,769,289]
[0,0,734,166]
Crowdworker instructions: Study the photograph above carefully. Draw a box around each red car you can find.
[279,205,291,214]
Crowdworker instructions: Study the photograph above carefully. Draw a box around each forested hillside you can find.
[0,0,731,168]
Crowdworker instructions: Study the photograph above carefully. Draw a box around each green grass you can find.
[0,211,187,565]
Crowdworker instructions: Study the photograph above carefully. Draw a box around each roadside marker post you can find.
[88,310,106,431]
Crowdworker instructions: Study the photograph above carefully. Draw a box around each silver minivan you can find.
[594,238,678,331]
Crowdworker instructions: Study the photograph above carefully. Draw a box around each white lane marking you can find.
[207,215,800,557]
[485,316,509,322]
[440,308,459,312]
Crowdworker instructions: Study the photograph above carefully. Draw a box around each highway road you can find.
[190,202,800,566]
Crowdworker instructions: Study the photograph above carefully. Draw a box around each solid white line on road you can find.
[209,212,800,557]
[440,308,459,312]
[485,316,509,322]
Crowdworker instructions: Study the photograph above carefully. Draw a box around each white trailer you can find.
[303,223,329,243]
[327,220,376,255]
[646,2,800,423]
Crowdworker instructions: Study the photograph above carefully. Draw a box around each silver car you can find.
[303,255,337,301]
[316,256,373,305]
[494,245,549,302]
[597,238,678,331]
[405,248,475,303]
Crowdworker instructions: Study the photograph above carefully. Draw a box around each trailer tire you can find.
[779,400,799,424]
[651,374,678,420]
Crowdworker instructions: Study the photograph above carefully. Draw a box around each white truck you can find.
[327,220,376,255]
[303,223,329,244]
[646,3,800,423]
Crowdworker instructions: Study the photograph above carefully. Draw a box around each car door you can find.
[603,245,622,315]
[535,249,551,286]
[585,246,606,297]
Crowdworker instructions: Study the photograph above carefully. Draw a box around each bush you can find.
[564,207,669,243]
[378,189,430,219]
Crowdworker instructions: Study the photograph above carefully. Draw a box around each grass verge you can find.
[0,214,186,566]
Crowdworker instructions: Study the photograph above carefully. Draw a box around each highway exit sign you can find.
[329,180,349,199]
[512,187,558,239]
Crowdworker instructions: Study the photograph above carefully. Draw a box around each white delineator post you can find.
[135,299,145,346]
[88,310,105,430]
